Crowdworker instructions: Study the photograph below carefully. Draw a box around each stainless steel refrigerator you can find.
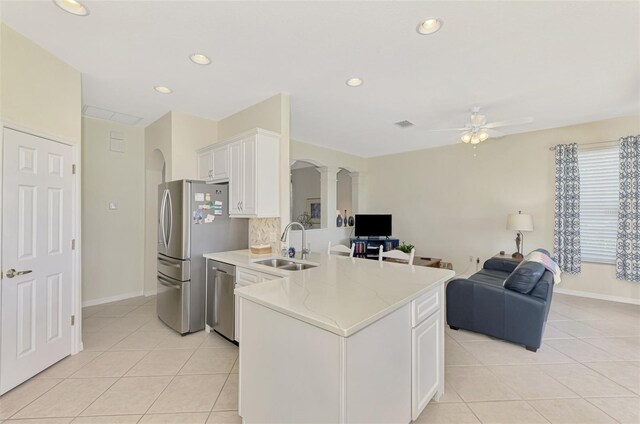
[157,180,248,334]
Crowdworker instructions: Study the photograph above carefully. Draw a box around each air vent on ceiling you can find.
[394,120,415,128]
[83,105,143,126]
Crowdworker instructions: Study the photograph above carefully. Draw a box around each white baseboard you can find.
[554,288,640,306]
[82,290,144,307]
[144,290,157,297]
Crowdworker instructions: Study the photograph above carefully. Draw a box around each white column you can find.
[318,166,339,228]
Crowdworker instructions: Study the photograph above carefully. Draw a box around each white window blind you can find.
[578,147,619,264]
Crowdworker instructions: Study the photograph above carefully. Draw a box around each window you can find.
[578,146,619,264]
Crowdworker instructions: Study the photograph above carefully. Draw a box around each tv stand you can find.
[350,237,399,260]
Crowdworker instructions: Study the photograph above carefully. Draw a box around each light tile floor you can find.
[0,293,638,423]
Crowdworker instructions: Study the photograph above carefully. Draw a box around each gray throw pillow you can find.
[503,261,546,294]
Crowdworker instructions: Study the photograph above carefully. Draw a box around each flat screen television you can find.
[354,214,392,238]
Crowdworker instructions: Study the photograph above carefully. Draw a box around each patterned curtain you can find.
[554,143,581,274]
[616,135,640,282]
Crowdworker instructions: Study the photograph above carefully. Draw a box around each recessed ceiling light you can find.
[52,0,89,16]
[417,18,442,35]
[154,86,173,94]
[189,53,211,65]
[346,77,363,87]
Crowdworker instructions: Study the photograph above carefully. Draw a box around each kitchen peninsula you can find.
[203,250,454,423]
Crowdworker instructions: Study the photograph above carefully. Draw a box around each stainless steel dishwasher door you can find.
[206,260,236,340]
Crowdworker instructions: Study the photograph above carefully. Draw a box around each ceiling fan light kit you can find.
[461,128,489,144]
[433,106,534,146]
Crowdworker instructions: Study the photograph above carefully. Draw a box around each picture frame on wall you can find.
[306,197,321,224]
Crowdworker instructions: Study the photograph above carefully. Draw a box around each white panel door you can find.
[411,311,441,420]
[228,141,243,215]
[212,144,229,181]
[1,128,73,394]
[241,138,257,215]
[197,149,213,181]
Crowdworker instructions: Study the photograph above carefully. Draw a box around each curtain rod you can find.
[548,139,619,151]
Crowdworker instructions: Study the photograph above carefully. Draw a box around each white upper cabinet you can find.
[228,130,279,218]
[200,128,280,218]
[197,144,229,182]
[197,149,214,181]
[229,141,244,215]
[212,144,229,181]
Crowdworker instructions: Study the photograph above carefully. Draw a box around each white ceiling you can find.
[2,1,639,157]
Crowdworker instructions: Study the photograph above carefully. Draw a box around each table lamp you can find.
[506,211,533,259]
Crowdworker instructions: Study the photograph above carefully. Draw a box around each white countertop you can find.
[203,250,454,337]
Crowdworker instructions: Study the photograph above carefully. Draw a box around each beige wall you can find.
[82,117,145,303]
[0,24,81,144]
[171,111,218,180]
[218,94,284,139]
[145,113,172,180]
[144,113,171,295]
[290,139,368,175]
[366,115,640,302]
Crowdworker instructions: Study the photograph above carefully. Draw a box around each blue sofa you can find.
[446,251,554,352]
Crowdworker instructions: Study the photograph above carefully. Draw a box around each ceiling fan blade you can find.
[484,117,534,129]
[428,127,468,132]
[486,129,506,138]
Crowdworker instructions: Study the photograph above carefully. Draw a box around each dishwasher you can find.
[206,260,236,341]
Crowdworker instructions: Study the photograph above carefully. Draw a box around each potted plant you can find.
[397,241,415,253]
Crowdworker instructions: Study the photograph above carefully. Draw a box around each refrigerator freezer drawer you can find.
[157,274,190,334]
[158,254,191,281]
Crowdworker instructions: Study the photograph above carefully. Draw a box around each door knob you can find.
[5,269,32,279]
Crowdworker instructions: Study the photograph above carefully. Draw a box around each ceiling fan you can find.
[431,106,534,145]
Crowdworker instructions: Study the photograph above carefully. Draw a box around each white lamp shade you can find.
[506,213,533,231]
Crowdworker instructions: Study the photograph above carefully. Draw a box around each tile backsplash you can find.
[249,218,281,247]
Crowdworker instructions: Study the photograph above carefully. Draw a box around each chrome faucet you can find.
[280,221,309,260]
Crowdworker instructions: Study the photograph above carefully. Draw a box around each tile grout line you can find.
[73,307,156,419]
[4,377,66,420]
[73,355,146,418]
[582,395,640,423]
[137,335,204,418]
[8,298,156,421]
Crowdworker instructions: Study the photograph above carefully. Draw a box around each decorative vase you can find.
[344,210,348,227]
[348,216,355,227]
[336,214,343,227]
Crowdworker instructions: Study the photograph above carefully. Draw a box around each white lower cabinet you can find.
[234,267,281,342]
[412,310,442,420]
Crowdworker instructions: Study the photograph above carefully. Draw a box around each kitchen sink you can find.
[252,258,318,271]
[278,263,317,271]
[253,258,294,268]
